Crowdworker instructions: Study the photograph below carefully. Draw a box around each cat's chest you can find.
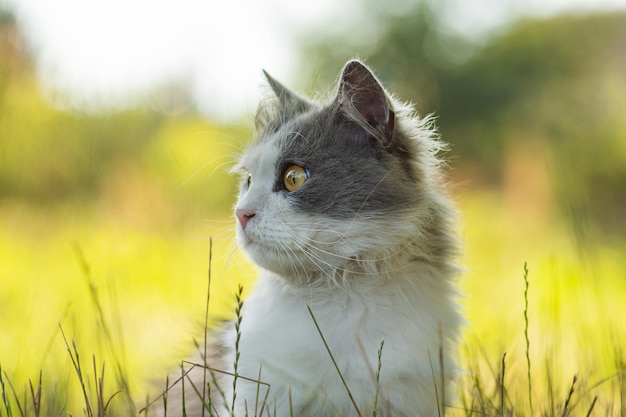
[232,274,421,371]
[219,270,454,416]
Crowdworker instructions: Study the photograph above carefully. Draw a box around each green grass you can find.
[0,191,625,416]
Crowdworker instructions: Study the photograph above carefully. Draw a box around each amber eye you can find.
[283,165,309,192]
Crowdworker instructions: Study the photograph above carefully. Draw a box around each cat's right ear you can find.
[334,60,395,147]
[262,70,312,115]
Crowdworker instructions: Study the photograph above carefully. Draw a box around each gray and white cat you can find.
[166,60,463,417]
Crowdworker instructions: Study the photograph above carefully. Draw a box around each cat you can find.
[159,59,463,417]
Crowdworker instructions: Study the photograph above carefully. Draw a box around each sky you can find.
[4,0,626,121]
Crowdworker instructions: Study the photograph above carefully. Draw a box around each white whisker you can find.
[355,171,390,216]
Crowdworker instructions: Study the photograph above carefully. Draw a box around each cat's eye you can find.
[245,173,252,188]
[283,165,309,192]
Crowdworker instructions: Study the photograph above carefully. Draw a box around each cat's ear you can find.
[336,60,395,146]
[262,69,312,115]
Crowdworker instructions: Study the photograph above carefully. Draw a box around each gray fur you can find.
[256,61,437,220]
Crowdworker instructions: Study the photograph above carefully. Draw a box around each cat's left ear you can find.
[336,60,395,146]
[263,70,312,115]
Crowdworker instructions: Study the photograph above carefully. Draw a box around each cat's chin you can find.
[237,232,318,277]
[237,232,286,273]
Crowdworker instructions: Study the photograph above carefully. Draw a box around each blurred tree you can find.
[0,10,31,104]
[0,12,157,202]
[301,3,626,234]
[0,12,241,218]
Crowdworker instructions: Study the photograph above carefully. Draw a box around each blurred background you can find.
[1,0,625,415]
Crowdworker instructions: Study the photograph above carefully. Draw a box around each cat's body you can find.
[162,60,463,417]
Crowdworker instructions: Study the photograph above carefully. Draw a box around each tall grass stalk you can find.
[59,326,93,417]
[373,340,384,416]
[162,375,169,417]
[584,396,598,417]
[617,359,626,417]
[208,367,227,410]
[439,327,446,416]
[561,375,577,417]
[202,237,213,417]
[181,365,187,417]
[428,351,442,417]
[28,371,42,417]
[523,262,533,414]
[231,284,244,416]
[253,366,263,417]
[500,353,506,417]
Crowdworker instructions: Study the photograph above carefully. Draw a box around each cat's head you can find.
[233,60,447,281]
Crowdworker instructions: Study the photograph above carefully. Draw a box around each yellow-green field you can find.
[456,191,626,415]
[0,69,624,415]
[1,185,624,416]
[2,5,626,416]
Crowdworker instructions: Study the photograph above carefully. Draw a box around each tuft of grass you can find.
[1,366,16,417]
[2,235,625,417]
[0,367,46,417]
[28,371,42,417]
[59,326,122,417]
[72,243,135,414]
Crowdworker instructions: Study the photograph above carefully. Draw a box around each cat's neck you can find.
[267,238,456,305]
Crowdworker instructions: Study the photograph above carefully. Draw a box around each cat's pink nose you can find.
[236,209,255,230]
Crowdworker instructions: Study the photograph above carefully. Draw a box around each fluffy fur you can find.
[163,60,463,417]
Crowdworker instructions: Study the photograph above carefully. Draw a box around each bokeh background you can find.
[1,0,625,415]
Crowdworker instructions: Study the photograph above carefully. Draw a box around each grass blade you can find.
[28,371,42,417]
[428,351,442,417]
[560,375,577,417]
[439,326,446,416]
[59,325,93,417]
[585,396,597,417]
[202,237,213,417]
[500,352,506,417]
[0,367,14,417]
[232,284,245,416]
[72,243,134,413]
[374,339,384,416]
[306,305,362,417]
